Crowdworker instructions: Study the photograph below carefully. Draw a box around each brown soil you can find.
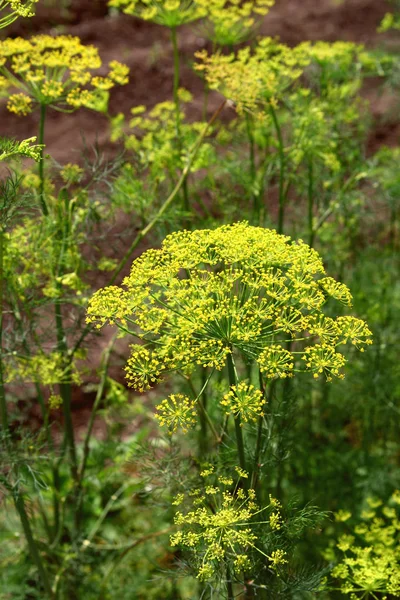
[1,0,398,163]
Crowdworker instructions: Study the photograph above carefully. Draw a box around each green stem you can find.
[307,160,314,248]
[227,353,247,477]
[0,228,8,433]
[38,103,49,217]
[170,26,189,212]
[245,112,258,221]
[198,369,208,457]
[54,299,78,484]
[226,566,234,600]
[250,372,268,492]
[269,104,286,234]
[13,491,54,598]
[75,335,116,525]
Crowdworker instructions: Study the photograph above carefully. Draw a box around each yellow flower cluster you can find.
[0,35,129,115]
[109,0,274,41]
[113,93,215,175]
[170,469,285,580]
[195,39,370,114]
[221,382,265,424]
[200,0,275,47]
[331,492,400,597]
[6,352,82,385]
[109,0,206,27]
[0,0,37,29]
[87,223,372,391]
[155,393,197,433]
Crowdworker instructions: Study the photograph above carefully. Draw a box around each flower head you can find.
[221,382,265,423]
[155,393,197,434]
[170,469,284,580]
[0,34,129,115]
[0,0,37,28]
[87,223,371,390]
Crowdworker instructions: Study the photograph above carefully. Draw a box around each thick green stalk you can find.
[14,492,54,598]
[226,353,246,475]
[251,373,267,491]
[54,298,78,483]
[269,104,286,234]
[226,566,235,600]
[245,112,259,221]
[0,229,8,433]
[197,369,210,456]
[307,160,315,248]
[38,103,49,217]
[170,26,189,212]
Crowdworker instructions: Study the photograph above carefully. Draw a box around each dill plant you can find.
[195,38,383,231]
[109,0,274,213]
[324,491,400,598]
[110,91,218,226]
[0,34,129,215]
[88,222,372,596]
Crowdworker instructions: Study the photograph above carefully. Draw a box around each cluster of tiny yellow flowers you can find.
[155,393,197,434]
[0,0,37,28]
[195,39,374,115]
[112,93,215,175]
[200,0,274,47]
[0,35,129,115]
[87,223,372,393]
[5,352,82,385]
[170,468,286,580]
[48,394,63,410]
[329,492,400,597]
[109,0,274,42]
[221,382,265,424]
[60,163,84,186]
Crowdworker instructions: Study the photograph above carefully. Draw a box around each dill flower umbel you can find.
[0,0,37,28]
[221,382,265,424]
[87,223,371,392]
[155,393,197,434]
[330,491,400,597]
[170,469,285,580]
[109,0,274,38]
[0,35,129,115]
[195,38,374,114]
[109,0,206,27]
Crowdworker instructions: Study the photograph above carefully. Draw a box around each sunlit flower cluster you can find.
[0,35,129,115]
[87,223,371,391]
[221,382,265,423]
[330,492,400,597]
[195,39,376,114]
[109,0,274,42]
[155,393,197,433]
[111,92,215,176]
[6,351,83,385]
[170,468,286,580]
[0,0,37,29]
